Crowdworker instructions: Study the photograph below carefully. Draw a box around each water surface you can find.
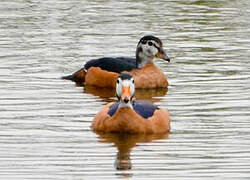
[1,0,250,179]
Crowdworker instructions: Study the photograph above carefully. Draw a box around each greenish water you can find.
[1,0,250,179]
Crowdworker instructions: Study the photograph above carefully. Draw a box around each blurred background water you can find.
[0,0,250,179]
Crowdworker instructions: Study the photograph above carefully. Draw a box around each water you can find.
[1,0,250,179]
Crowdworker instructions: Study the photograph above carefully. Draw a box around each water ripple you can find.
[1,0,250,179]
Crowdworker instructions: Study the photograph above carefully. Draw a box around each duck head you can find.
[116,73,135,108]
[136,35,170,68]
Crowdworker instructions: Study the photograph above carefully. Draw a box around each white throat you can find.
[137,51,153,68]
[118,101,133,108]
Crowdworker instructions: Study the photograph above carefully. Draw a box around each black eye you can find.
[148,41,153,46]
[141,40,147,44]
[117,79,119,84]
[132,80,134,83]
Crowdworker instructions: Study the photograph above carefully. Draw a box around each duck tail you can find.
[61,67,86,83]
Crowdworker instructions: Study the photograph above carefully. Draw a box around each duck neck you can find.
[118,101,133,109]
[136,49,153,68]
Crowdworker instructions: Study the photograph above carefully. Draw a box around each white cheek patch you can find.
[150,46,158,56]
[116,78,122,97]
[116,81,122,97]
[138,46,147,59]
[140,43,158,57]
[130,84,135,98]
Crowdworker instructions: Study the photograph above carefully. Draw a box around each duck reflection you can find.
[96,133,169,172]
[83,85,168,103]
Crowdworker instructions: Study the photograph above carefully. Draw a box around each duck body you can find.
[62,35,170,88]
[85,62,168,88]
[91,73,170,134]
[92,101,170,134]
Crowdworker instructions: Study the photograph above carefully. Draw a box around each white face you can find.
[116,77,135,100]
[138,40,160,58]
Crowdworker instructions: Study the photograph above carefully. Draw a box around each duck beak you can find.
[156,47,170,62]
[121,86,131,104]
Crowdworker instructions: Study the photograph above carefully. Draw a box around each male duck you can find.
[92,73,170,134]
[62,35,170,88]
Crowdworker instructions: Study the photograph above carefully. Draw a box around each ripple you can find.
[1,0,250,179]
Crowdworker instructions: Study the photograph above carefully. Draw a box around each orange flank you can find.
[129,63,168,88]
[85,63,168,88]
[92,102,170,134]
[85,67,119,88]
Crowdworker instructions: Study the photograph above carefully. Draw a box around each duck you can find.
[92,73,170,134]
[62,35,170,88]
